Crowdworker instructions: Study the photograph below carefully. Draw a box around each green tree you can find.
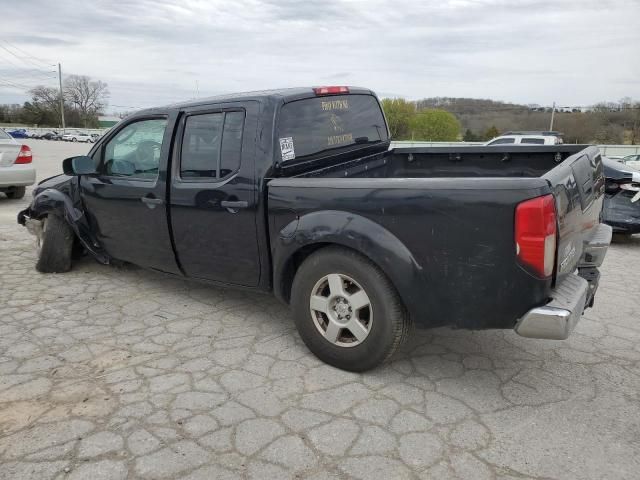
[482,125,500,141]
[463,128,478,141]
[381,98,415,139]
[409,109,461,141]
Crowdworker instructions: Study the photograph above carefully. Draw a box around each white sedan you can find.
[62,131,94,143]
[0,129,35,199]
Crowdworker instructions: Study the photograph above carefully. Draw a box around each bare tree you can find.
[64,75,109,126]
[29,86,63,117]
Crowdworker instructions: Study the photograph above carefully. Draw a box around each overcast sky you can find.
[1,0,639,112]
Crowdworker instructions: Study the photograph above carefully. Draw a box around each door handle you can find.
[141,196,163,209]
[220,200,249,209]
[220,200,248,213]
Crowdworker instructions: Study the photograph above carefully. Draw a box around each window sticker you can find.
[279,137,295,161]
[321,99,349,111]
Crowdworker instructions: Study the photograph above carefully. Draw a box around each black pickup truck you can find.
[18,86,611,371]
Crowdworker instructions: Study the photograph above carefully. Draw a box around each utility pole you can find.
[58,63,65,133]
[549,101,556,131]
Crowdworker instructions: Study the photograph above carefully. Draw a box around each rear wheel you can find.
[290,246,410,372]
[5,187,26,199]
[35,215,74,273]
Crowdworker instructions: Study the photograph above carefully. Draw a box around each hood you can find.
[34,174,74,196]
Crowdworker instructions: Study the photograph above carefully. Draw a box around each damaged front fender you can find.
[18,186,111,265]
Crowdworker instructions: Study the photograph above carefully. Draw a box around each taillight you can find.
[313,86,349,95]
[515,194,557,278]
[15,145,32,164]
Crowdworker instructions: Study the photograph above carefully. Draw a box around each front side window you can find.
[180,111,245,180]
[102,118,167,179]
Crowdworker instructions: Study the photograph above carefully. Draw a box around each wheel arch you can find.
[272,210,427,321]
[23,188,110,264]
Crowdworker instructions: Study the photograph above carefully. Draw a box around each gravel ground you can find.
[1,140,639,479]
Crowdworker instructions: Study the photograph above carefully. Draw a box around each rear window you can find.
[277,94,388,161]
[0,129,11,140]
[521,138,545,144]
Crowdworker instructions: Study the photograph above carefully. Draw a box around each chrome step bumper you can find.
[515,274,589,340]
[515,223,611,340]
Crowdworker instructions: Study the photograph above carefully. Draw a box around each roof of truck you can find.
[138,86,376,114]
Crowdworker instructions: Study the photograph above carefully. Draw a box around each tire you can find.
[6,187,26,199]
[290,246,410,372]
[72,138,78,142]
[35,215,74,273]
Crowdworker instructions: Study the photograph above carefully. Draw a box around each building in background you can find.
[98,115,120,128]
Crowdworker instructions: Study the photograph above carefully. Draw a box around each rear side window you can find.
[521,138,545,144]
[180,111,245,180]
[277,94,388,162]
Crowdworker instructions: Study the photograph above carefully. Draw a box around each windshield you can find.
[277,94,388,162]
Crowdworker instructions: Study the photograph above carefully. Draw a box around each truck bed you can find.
[268,145,604,330]
[293,145,589,179]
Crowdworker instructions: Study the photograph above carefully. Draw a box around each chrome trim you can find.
[515,274,588,340]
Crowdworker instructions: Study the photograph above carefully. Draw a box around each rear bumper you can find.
[0,164,36,188]
[515,273,590,339]
[515,224,611,340]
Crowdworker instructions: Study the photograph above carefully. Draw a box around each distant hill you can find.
[415,97,531,115]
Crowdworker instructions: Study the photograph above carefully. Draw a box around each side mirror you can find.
[62,155,97,176]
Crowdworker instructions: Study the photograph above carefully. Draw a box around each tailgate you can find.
[0,141,20,167]
[543,146,606,281]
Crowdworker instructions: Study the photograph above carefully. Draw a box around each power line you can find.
[0,42,50,68]
[0,55,57,81]
[0,77,32,92]
[0,44,57,80]
[0,40,55,68]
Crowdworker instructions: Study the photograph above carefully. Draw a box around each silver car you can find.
[0,129,35,199]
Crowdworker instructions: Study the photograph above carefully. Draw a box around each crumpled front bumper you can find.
[515,224,611,340]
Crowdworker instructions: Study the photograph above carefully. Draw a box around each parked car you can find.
[602,157,640,235]
[37,131,62,141]
[17,86,610,371]
[90,133,101,143]
[0,128,35,199]
[621,154,640,170]
[485,131,563,146]
[7,128,28,139]
[62,131,93,143]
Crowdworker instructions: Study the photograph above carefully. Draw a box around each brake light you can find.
[313,86,349,95]
[515,194,557,278]
[15,145,32,164]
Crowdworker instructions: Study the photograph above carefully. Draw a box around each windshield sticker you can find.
[321,99,349,111]
[279,137,296,161]
[328,133,353,146]
[330,113,345,133]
